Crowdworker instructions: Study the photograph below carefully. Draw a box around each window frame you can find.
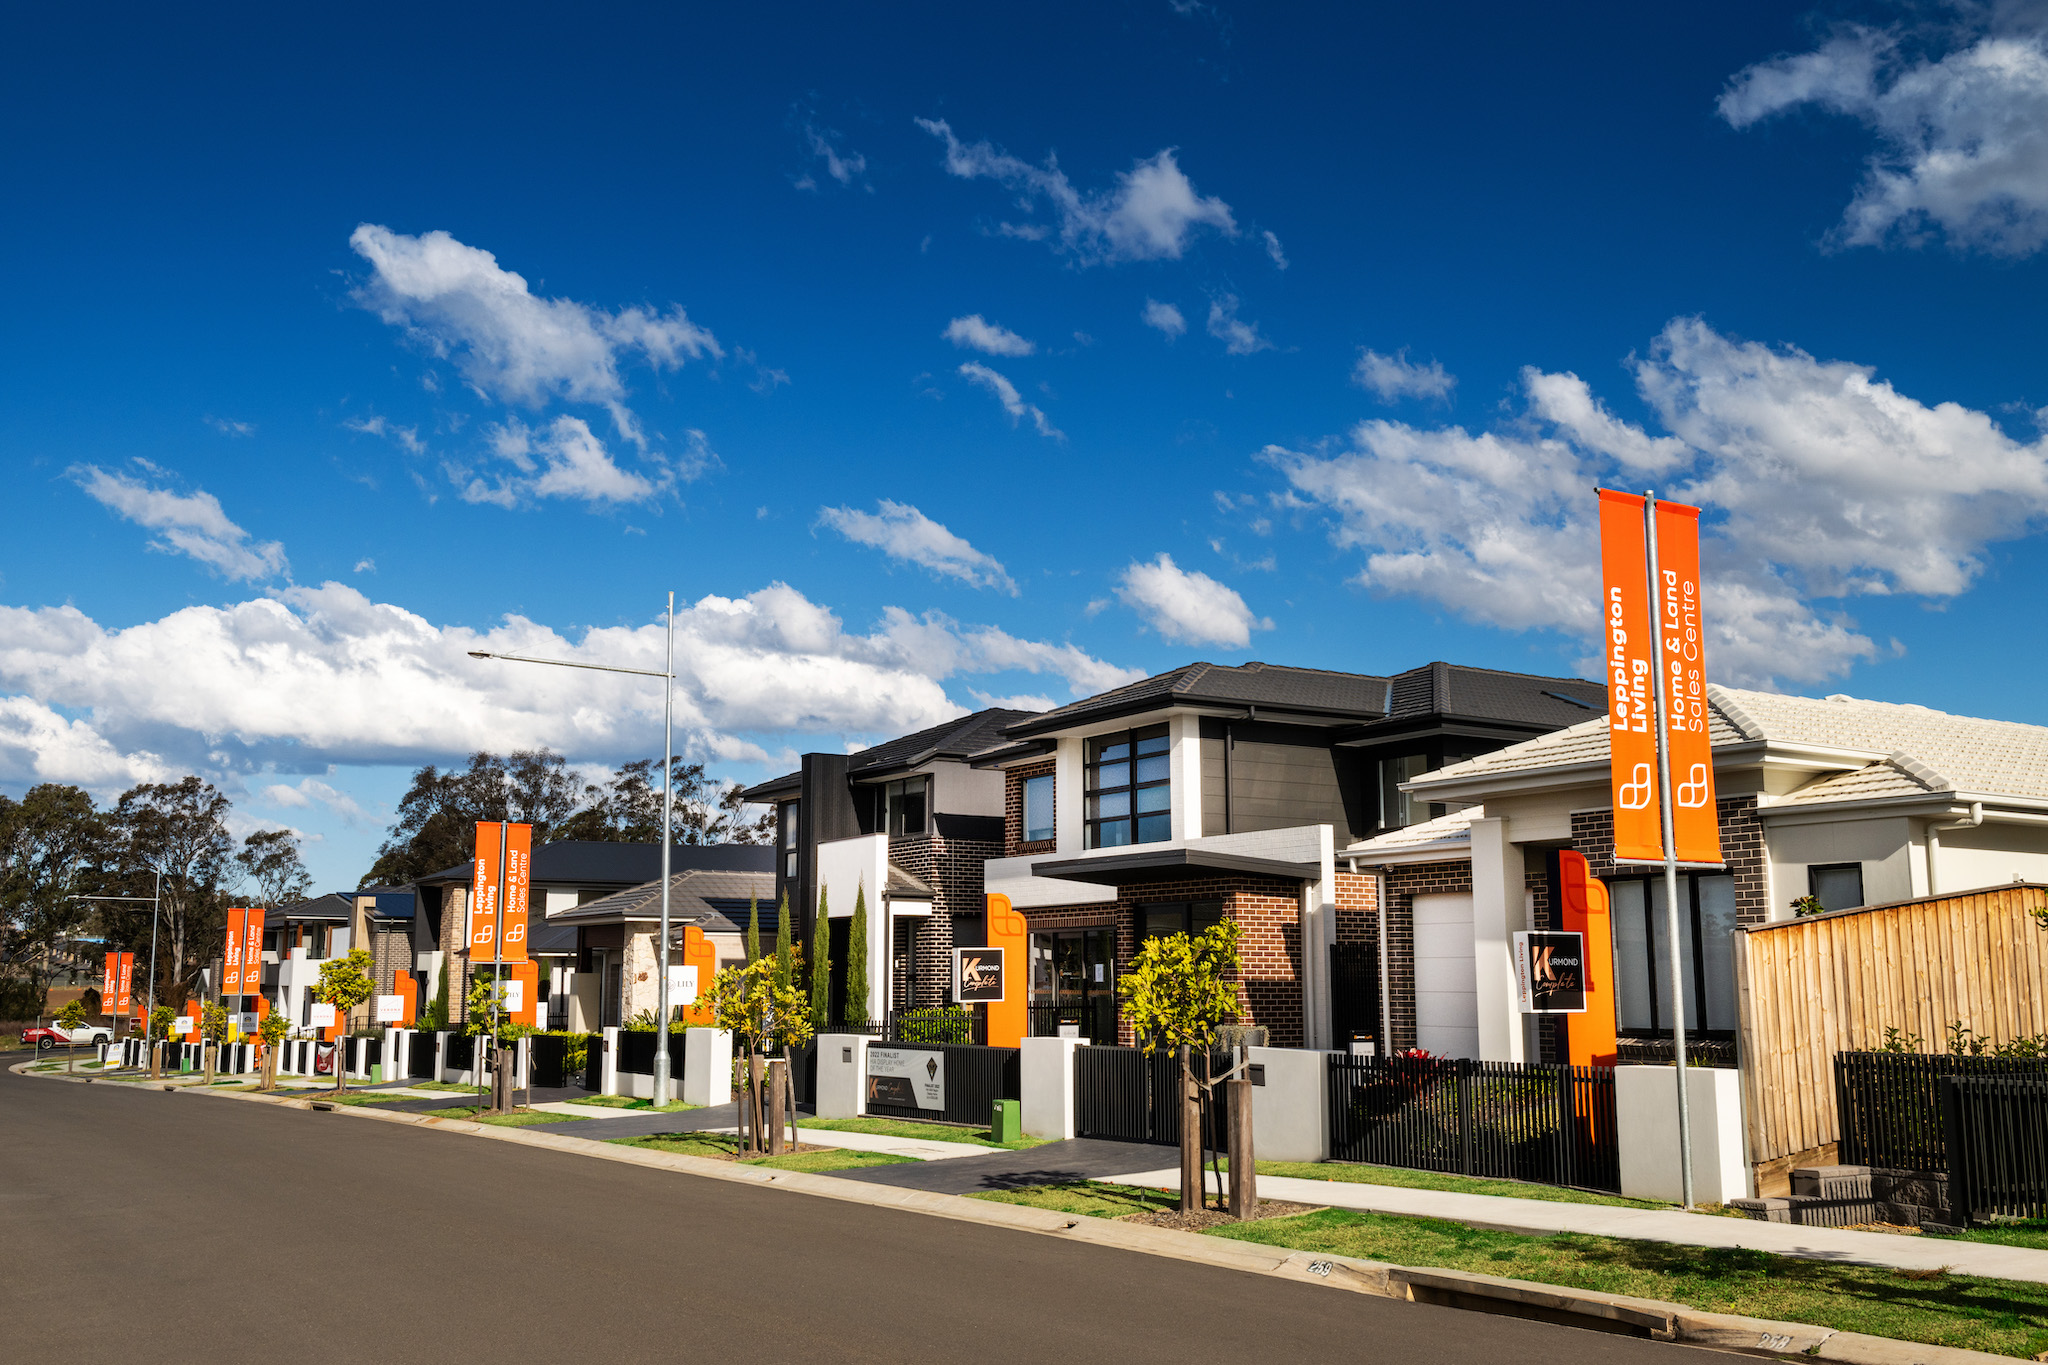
[884,776,930,839]
[1603,871,1738,1039]
[1807,862,1865,913]
[1084,725,1172,849]
[1137,900,1225,944]
[1021,773,1055,844]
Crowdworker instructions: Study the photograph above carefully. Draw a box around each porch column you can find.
[1469,816,1526,1062]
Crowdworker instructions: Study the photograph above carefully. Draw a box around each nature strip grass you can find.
[619,1132,916,1174]
[975,1181,2048,1360]
[1251,1160,1671,1211]
[795,1115,1054,1150]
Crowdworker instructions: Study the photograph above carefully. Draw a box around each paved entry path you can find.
[822,1137,1184,1195]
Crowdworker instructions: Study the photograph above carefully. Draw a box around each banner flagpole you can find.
[1643,490,1696,1210]
[493,820,507,1113]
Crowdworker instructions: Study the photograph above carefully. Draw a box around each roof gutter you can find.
[1926,802,1984,897]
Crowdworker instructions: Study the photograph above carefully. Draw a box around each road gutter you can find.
[12,1060,2012,1365]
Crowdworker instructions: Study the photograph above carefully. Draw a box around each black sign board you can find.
[952,946,1004,1004]
[1515,931,1587,1014]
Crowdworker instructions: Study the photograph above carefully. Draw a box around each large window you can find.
[1607,874,1738,1035]
[780,802,798,879]
[1022,773,1054,843]
[1808,863,1864,913]
[884,777,928,837]
[1086,726,1170,848]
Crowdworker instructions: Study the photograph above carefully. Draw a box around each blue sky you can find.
[7,2,2048,890]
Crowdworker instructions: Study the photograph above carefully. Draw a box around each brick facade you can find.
[888,829,1004,1008]
[1571,794,1769,926]
[1002,760,1057,859]
[1333,869,1377,942]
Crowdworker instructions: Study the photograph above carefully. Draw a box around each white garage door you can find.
[1412,892,1479,1059]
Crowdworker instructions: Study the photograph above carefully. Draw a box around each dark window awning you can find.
[1029,847,1318,886]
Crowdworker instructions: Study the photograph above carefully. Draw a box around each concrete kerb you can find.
[6,1060,2012,1365]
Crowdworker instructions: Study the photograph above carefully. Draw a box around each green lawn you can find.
[970,1181,1187,1219]
[413,1081,487,1094]
[1216,1209,2048,1359]
[557,1095,698,1112]
[1949,1221,2048,1253]
[796,1116,1053,1151]
[322,1093,414,1106]
[616,1132,917,1174]
[420,1106,592,1127]
[1251,1160,1669,1210]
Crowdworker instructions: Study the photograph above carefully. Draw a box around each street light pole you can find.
[71,875,162,1051]
[468,592,679,1105]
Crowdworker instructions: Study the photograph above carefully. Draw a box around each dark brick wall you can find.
[889,830,1002,1008]
[1003,760,1057,859]
[1572,794,1768,926]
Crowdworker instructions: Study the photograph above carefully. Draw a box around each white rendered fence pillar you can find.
[681,1029,733,1106]
[600,1026,621,1097]
[1019,1036,1083,1140]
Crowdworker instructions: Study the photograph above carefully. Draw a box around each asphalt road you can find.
[1,1058,1724,1364]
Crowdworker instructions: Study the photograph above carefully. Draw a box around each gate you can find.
[1327,1055,1619,1192]
[529,1033,581,1089]
[1329,941,1381,1050]
[445,1034,475,1071]
[584,1032,604,1091]
[864,1041,1018,1126]
[408,1033,436,1079]
[1075,1045,1232,1147]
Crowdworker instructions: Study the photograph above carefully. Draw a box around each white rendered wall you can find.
[681,1028,733,1106]
[1615,1065,1749,1204]
[1248,1045,1331,1162]
[816,835,891,1015]
[1468,817,1525,1062]
[1413,892,1480,1059]
[1019,1036,1082,1139]
[814,1033,868,1119]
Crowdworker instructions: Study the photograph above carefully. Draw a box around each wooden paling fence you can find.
[1735,883,2048,1182]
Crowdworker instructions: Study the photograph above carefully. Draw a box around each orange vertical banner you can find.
[242,908,266,1002]
[223,908,247,997]
[1651,500,1722,864]
[395,971,418,1027]
[1558,851,1618,1068]
[984,893,1027,1049]
[102,951,118,1014]
[679,924,717,1027]
[498,824,532,962]
[470,822,502,960]
[1598,490,1665,863]
[114,953,134,1016]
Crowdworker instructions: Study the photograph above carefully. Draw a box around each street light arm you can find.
[467,650,671,680]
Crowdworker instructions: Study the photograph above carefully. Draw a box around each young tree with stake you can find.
[258,1006,290,1091]
[702,953,813,1155]
[315,948,374,1095]
[1118,918,1242,1213]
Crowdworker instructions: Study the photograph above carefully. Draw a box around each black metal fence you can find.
[864,1040,1019,1127]
[445,1034,475,1070]
[617,1029,657,1076]
[408,1033,435,1078]
[1028,999,1116,1045]
[1943,1075,2048,1222]
[1329,941,1382,1050]
[529,1033,594,1089]
[1074,1045,1233,1148]
[1837,1052,2048,1171]
[1327,1055,1620,1192]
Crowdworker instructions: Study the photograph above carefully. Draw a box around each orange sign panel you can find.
[395,971,419,1027]
[678,924,717,1027]
[223,908,247,996]
[510,961,540,1027]
[1558,851,1618,1068]
[499,824,531,963]
[114,953,134,1016]
[1598,490,1722,865]
[471,823,501,960]
[983,894,1027,1049]
[102,952,118,1012]
[242,908,265,999]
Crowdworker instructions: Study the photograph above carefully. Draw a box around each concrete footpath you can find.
[1100,1167,2048,1285]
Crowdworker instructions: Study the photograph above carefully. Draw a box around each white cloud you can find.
[1262,230,1288,269]
[72,465,288,582]
[348,224,721,412]
[343,414,425,454]
[353,559,375,574]
[1206,295,1272,355]
[1116,553,1271,648]
[465,416,683,508]
[943,314,1035,357]
[1141,298,1187,339]
[818,500,1018,594]
[1352,348,1455,403]
[205,416,254,437]
[796,119,870,192]
[0,581,1141,786]
[259,776,367,825]
[916,119,1237,265]
[1721,25,2048,255]
[1268,319,2048,686]
[958,362,1063,439]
